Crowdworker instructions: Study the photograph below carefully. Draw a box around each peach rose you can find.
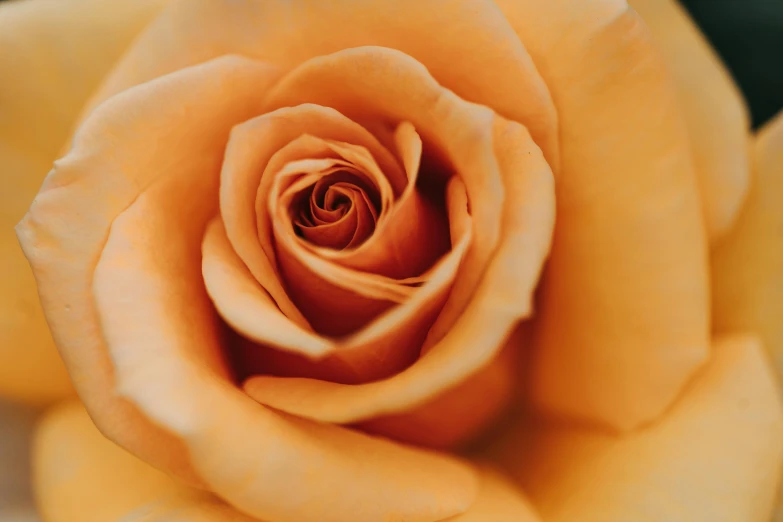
[1,0,782,521]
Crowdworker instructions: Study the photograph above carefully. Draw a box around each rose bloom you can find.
[1,0,782,520]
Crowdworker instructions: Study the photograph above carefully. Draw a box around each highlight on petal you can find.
[0,0,168,405]
[494,335,783,522]
[629,0,751,240]
[16,55,282,484]
[92,163,478,521]
[494,0,710,430]
[244,51,555,445]
[81,0,559,166]
[33,401,253,522]
[712,112,783,521]
[212,98,472,386]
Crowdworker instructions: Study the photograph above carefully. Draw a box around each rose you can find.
[1,0,782,521]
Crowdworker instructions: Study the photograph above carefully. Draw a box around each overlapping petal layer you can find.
[494,0,710,430]
[713,111,783,519]
[491,335,783,522]
[0,0,169,405]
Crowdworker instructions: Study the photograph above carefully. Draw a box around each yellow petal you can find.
[495,0,710,430]
[243,53,555,430]
[494,335,783,522]
[629,0,751,240]
[0,0,168,405]
[80,0,559,167]
[713,111,783,385]
[20,50,477,520]
[18,56,282,484]
[713,111,783,520]
[34,401,258,522]
[90,106,477,522]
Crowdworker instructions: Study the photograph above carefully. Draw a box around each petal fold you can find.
[496,335,783,522]
[0,0,168,405]
[17,55,282,484]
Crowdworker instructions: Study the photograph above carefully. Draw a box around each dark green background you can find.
[681,0,783,128]
[1,0,781,127]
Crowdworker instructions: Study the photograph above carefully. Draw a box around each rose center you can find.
[292,170,381,250]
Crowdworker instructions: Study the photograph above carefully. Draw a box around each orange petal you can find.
[34,400,259,522]
[712,112,783,519]
[236,218,470,384]
[245,111,554,426]
[263,47,506,344]
[92,164,478,521]
[495,0,710,430]
[443,467,541,522]
[220,103,403,331]
[81,0,558,166]
[0,0,168,405]
[358,336,517,449]
[202,218,331,358]
[17,56,281,484]
[494,335,783,522]
[713,111,783,381]
[629,0,751,240]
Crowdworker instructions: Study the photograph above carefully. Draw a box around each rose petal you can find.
[629,0,751,240]
[443,467,541,522]
[17,56,282,484]
[92,171,478,521]
[290,123,450,281]
[207,176,470,385]
[262,47,506,346]
[494,335,783,522]
[80,0,558,167]
[358,336,517,449]
[713,111,783,384]
[219,104,404,332]
[34,401,194,522]
[202,218,331,358]
[494,0,710,430]
[0,0,167,405]
[712,111,783,520]
[245,110,554,426]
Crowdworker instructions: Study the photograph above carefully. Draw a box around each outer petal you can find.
[78,0,558,168]
[17,56,283,484]
[244,57,555,437]
[493,335,783,522]
[713,111,783,388]
[628,0,751,240]
[35,401,260,522]
[0,0,168,405]
[712,111,783,520]
[494,0,710,430]
[444,468,541,522]
[91,105,477,522]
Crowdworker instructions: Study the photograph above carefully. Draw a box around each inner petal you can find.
[292,170,380,251]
